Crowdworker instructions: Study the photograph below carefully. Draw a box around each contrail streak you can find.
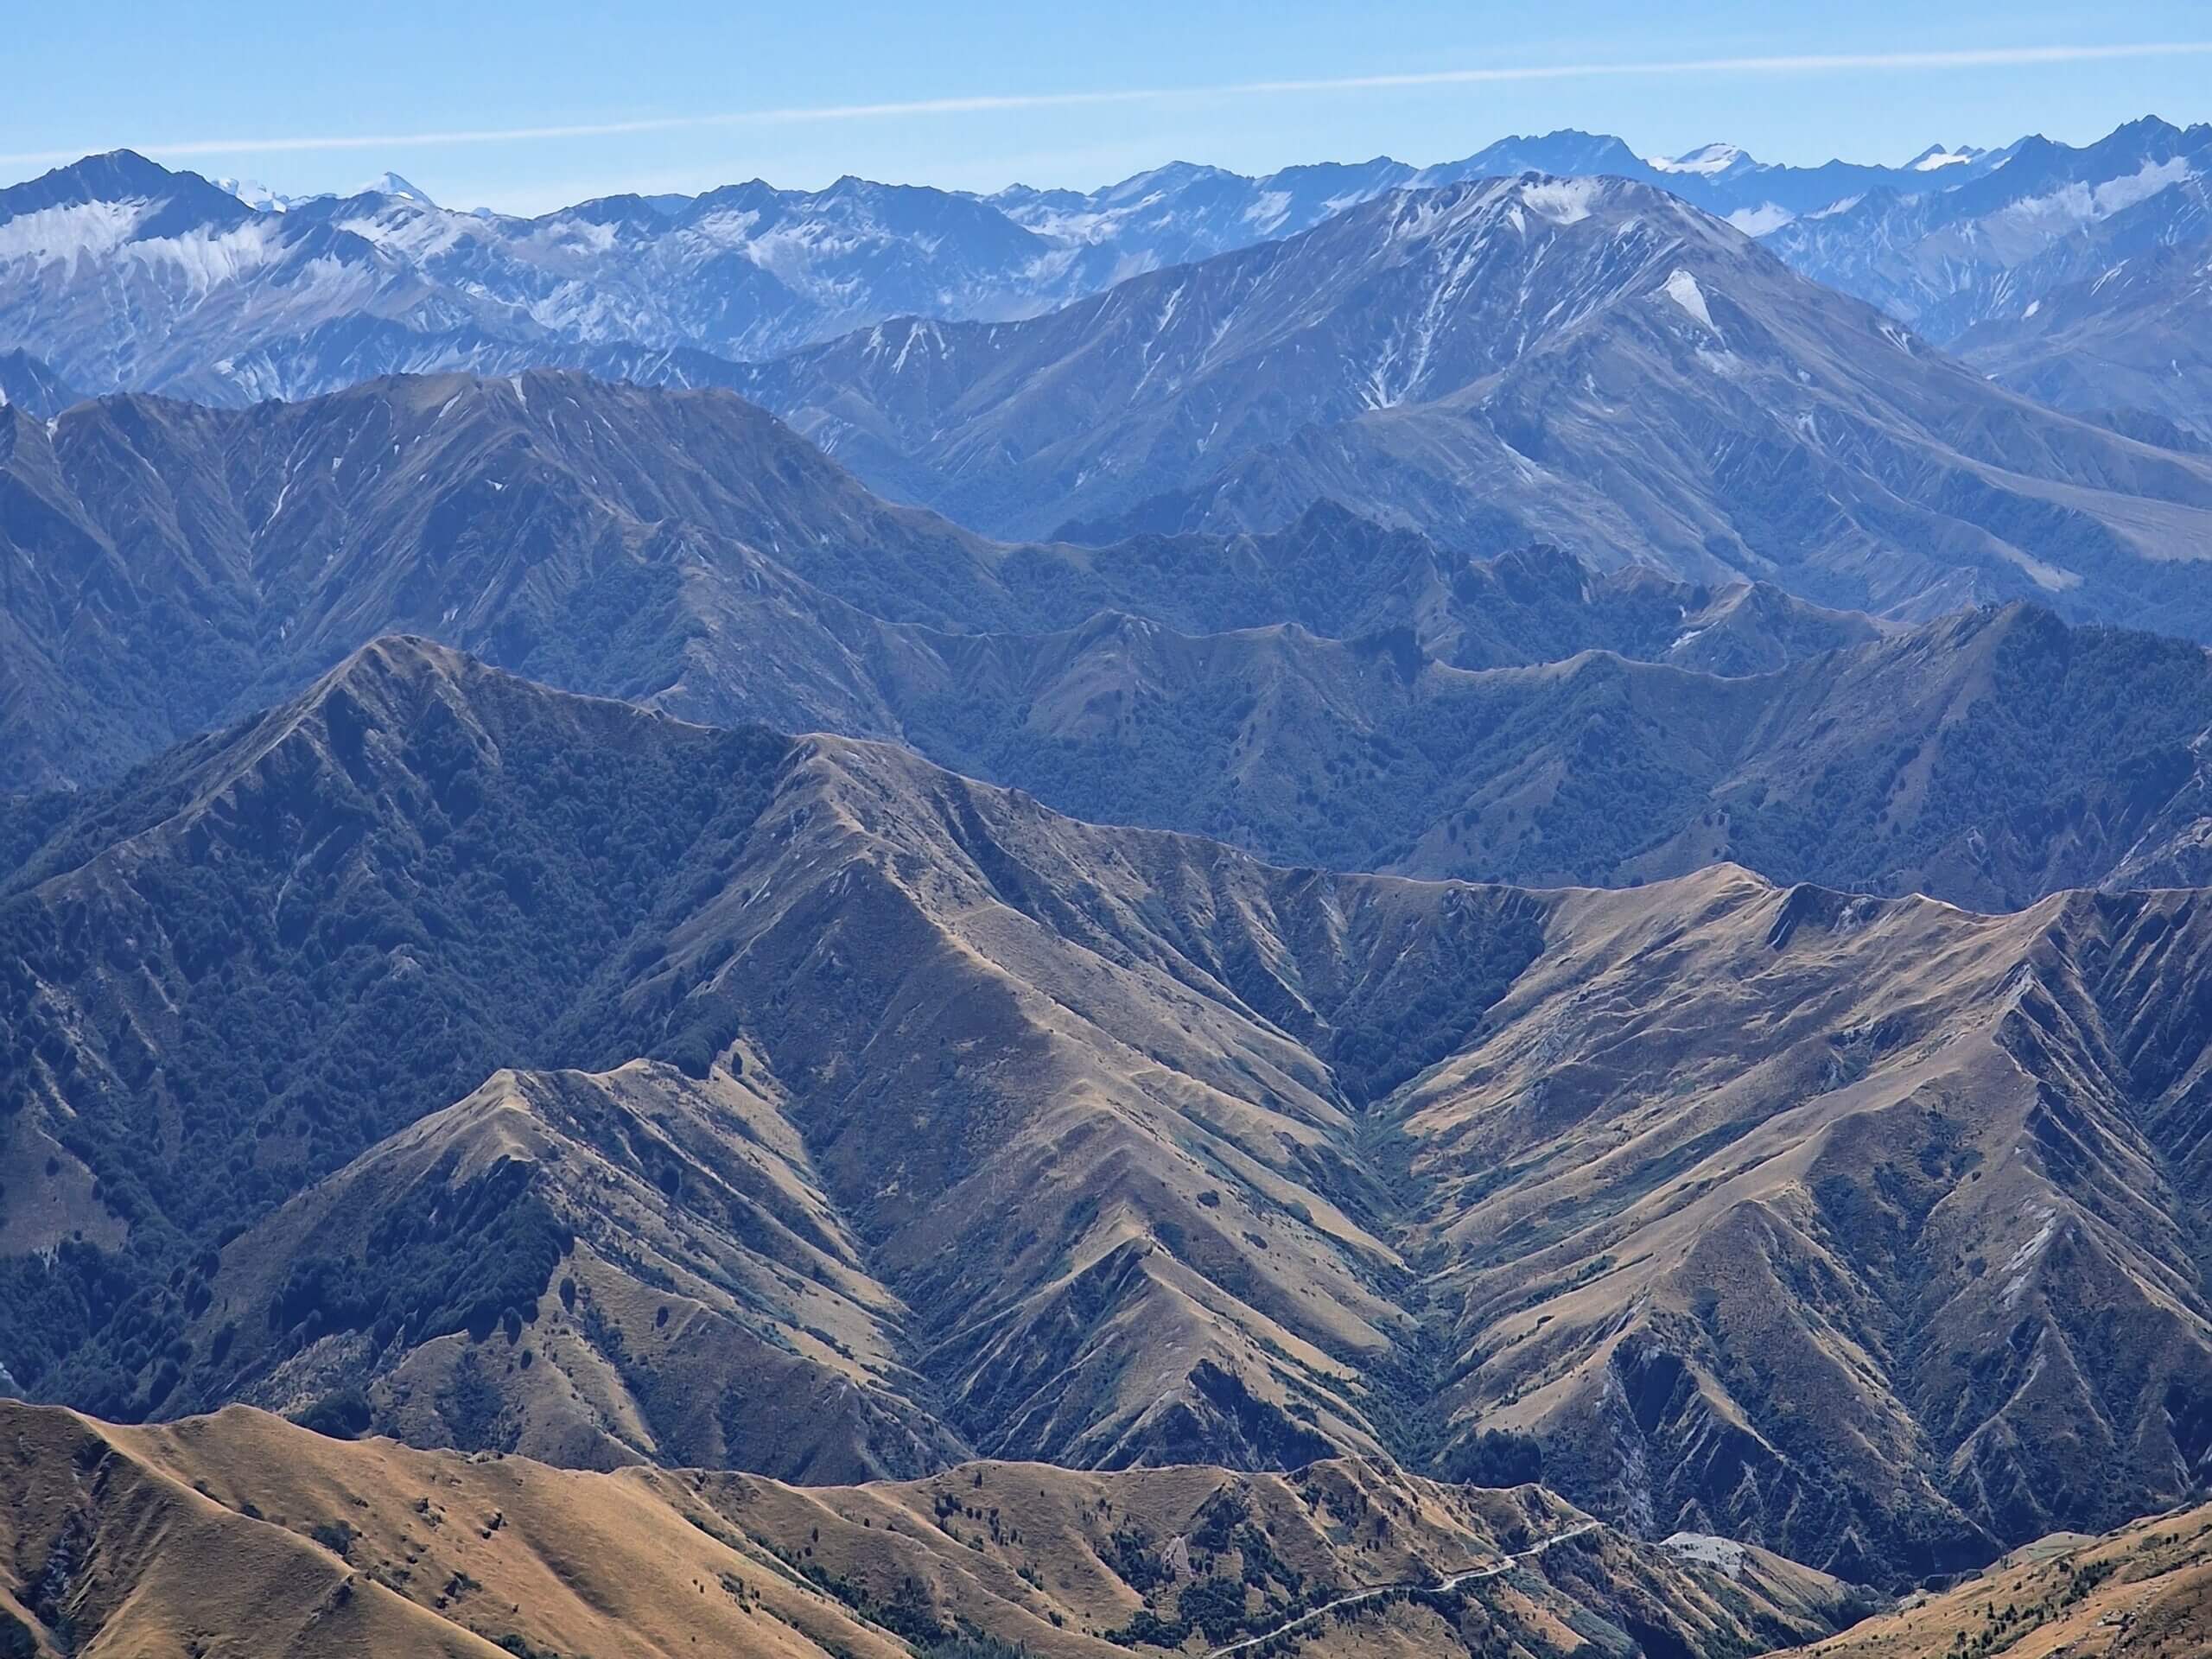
[2,42,2204,170]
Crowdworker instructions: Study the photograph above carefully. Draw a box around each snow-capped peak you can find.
[209,171,435,213]
[214,177,296,213]
[355,172,435,206]
[1908,144,1983,172]
[1650,143,1751,177]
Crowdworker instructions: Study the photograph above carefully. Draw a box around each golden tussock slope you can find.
[0,1399,1861,1659]
[1781,1502,2212,1658]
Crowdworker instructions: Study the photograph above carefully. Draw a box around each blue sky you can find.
[5,2,2208,212]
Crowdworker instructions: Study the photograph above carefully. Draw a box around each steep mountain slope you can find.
[12,646,2212,1583]
[1958,232,2212,442]
[1,640,1529,1478]
[1763,117,2212,339]
[174,1059,966,1483]
[0,1401,1859,1659]
[1397,867,2212,1580]
[0,645,798,1392]
[743,175,2212,630]
[0,372,1869,795]
[0,1406,513,1658]
[892,601,2212,912]
[0,370,1013,790]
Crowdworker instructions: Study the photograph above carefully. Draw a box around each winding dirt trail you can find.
[1206,1519,1603,1656]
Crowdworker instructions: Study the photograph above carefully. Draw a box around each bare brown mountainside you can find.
[10,643,2212,1585]
[0,1400,1863,1659]
[0,372,1870,795]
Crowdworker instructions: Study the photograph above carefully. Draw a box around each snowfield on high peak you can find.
[1725,203,1795,236]
[1519,176,1605,225]
[0,198,147,267]
[1649,143,1747,176]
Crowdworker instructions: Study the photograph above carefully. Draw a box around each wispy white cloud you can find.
[3,41,2205,170]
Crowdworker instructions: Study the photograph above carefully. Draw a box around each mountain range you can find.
[11,103,2212,1659]
[16,372,2212,916]
[1763,118,2212,336]
[0,365,1886,798]
[10,637,2212,1592]
[10,122,2212,626]
[0,119,2202,418]
[1957,232,2212,442]
[739,172,2212,633]
[0,129,2017,406]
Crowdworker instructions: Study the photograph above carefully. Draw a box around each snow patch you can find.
[215,177,294,212]
[1651,143,1747,176]
[1242,190,1291,234]
[1520,177,1602,226]
[1662,268,1715,330]
[0,198,144,267]
[2001,1207,2059,1310]
[1726,203,1795,237]
[1999,156,2200,237]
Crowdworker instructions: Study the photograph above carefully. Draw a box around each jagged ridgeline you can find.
[9,642,2212,1592]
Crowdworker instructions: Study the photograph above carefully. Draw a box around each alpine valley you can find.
[8,105,2212,1659]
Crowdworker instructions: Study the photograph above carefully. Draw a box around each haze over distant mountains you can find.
[741,172,2212,632]
[2,117,2205,425]
[5,118,2211,632]
[0,127,2018,401]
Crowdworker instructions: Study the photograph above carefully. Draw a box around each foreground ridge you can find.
[0,1400,1862,1659]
